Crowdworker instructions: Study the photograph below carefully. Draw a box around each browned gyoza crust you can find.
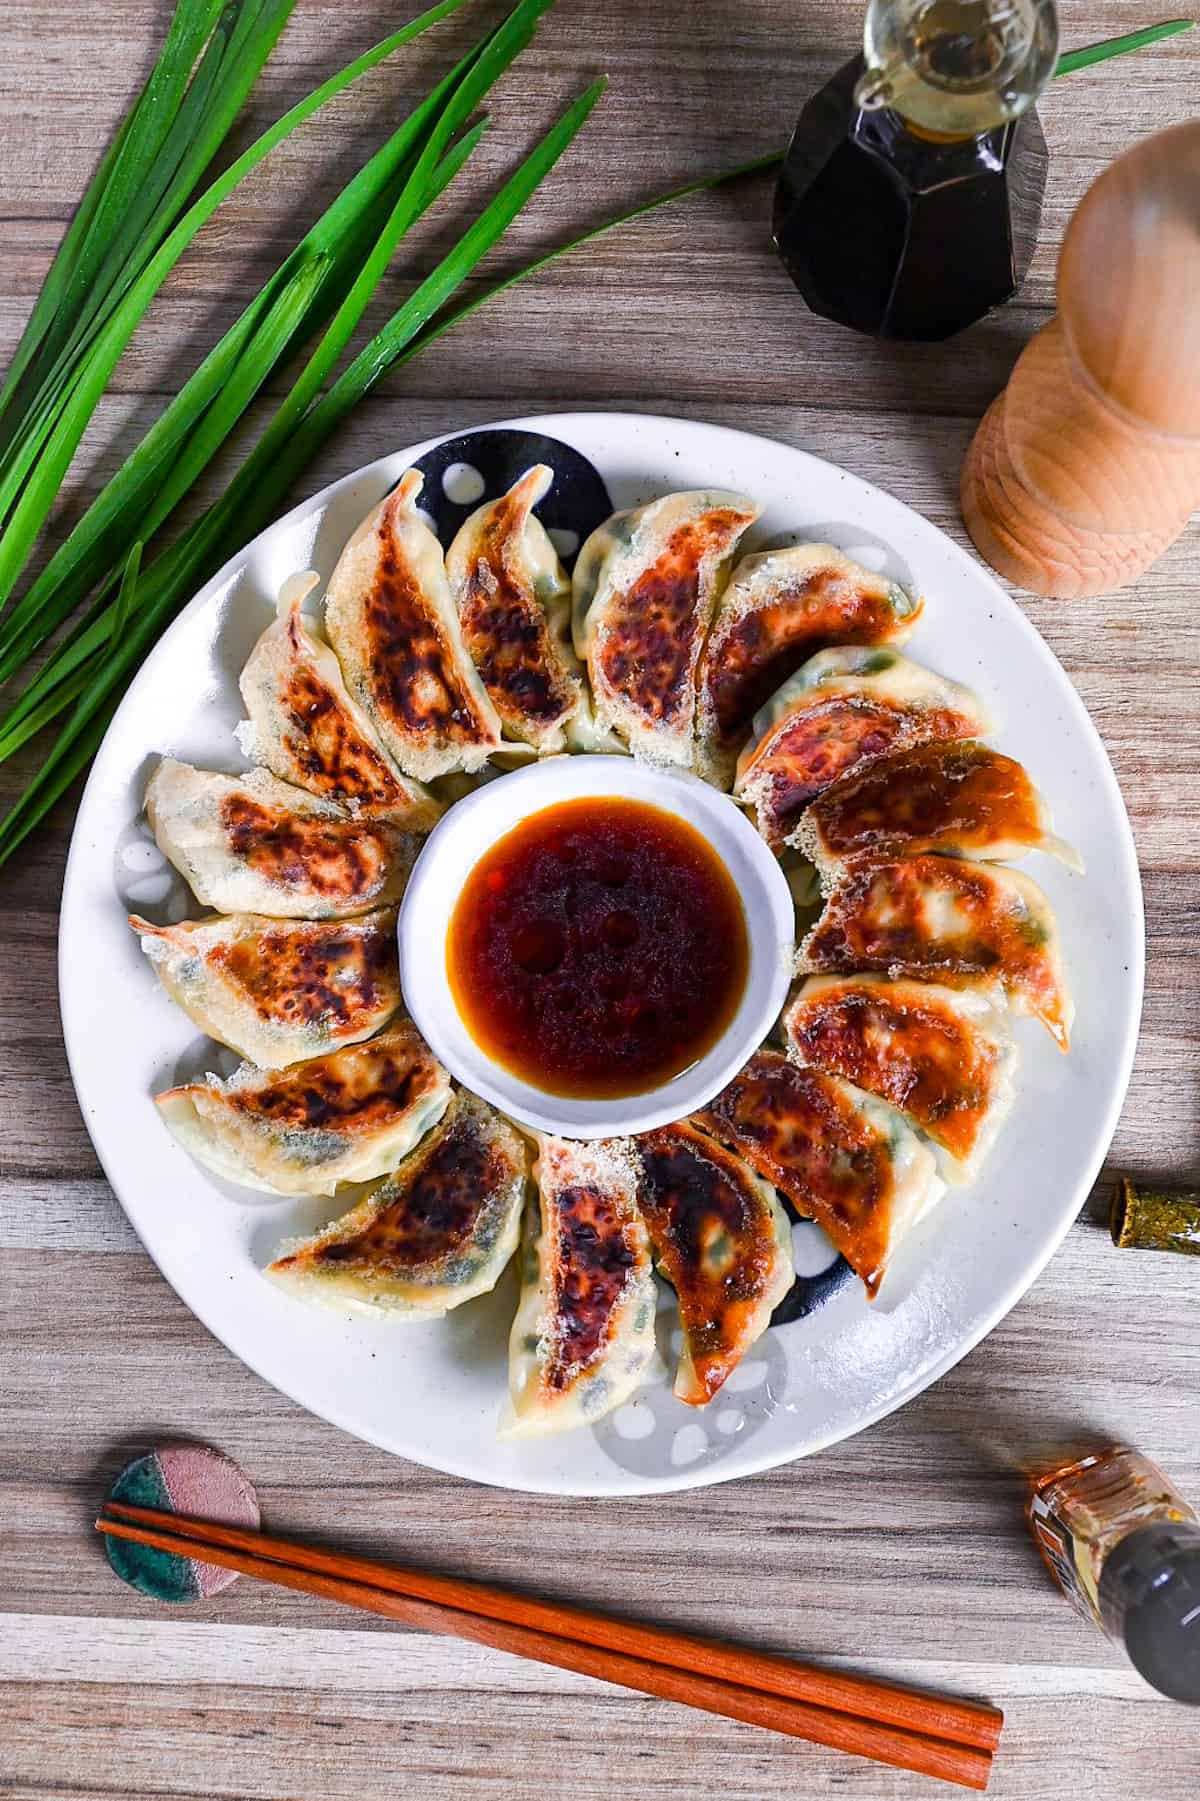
[214,914,398,1035]
[783,977,1009,1166]
[592,504,757,746]
[636,1120,787,1403]
[453,470,578,741]
[222,1018,444,1139]
[740,696,978,848]
[700,555,921,757]
[238,577,442,827]
[272,643,399,802]
[503,1138,655,1434]
[323,470,501,780]
[364,511,490,751]
[695,1049,899,1298]
[583,500,753,760]
[538,1176,641,1393]
[800,854,1072,1049]
[130,909,402,1068]
[217,790,396,907]
[271,1098,521,1283]
[803,740,1044,863]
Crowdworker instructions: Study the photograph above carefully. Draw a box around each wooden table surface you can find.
[3,4,1198,1797]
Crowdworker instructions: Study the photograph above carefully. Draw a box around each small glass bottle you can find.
[773,0,1058,340]
[1028,1445,1200,1703]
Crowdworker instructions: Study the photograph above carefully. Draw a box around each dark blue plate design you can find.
[406,428,614,571]
[771,1253,854,1327]
[772,1193,854,1328]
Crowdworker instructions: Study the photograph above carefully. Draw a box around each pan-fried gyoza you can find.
[798,854,1074,1051]
[696,1049,945,1299]
[324,469,502,780]
[268,1094,526,1316]
[238,571,441,827]
[131,908,400,1069]
[503,1136,657,1435]
[735,648,992,849]
[155,1019,450,1197]
[636,1121,793,1403]
[696,544,922,785]
[145,759,416,919]
[573,489,759,767]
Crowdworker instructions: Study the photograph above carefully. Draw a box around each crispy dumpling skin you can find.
[783,975,1018,1184]
[237,571,441,827]
[323,469,502,782]
[573,490,759,767]
[503,1137,656,1437]
[267,1093,526,1317]
[446,466,587,753]
[145,759,416,919]
[636,1121,793,1405]
[696,1049,944,1300]
[154,1018,451,1197]
[798,854,1074,1051]
[797,740,1083,874]
[131,908,400,1070]
[696,544,922,786]
[734,648,993,850]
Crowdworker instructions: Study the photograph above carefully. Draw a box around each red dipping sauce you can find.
[447,797,748,1099]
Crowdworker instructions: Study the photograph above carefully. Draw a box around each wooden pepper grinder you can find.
[961,121,1200,598]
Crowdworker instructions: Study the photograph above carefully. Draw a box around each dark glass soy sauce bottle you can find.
[773,0,1058,340]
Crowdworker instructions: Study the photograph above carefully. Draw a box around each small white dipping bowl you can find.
[398,754,795,1140]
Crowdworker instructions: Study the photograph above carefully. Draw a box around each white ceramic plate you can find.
[60,412,1143,1497]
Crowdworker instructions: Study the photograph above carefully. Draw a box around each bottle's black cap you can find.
[1121,1547,1200,1705]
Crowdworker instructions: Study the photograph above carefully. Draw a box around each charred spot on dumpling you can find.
[696,1052,898,1297]
[274,643,403,807]
[303,1110,507,1276]
[801,855,1072,1048]
[740,698,974,847]
[804,855,1003,975]
[367,523,485,744]
[458,559,573,729]
[784,977,1011,1166]
[599,512,753,729]
[218,794,390,902]
[806,740,1042,861]
[267,1094,523,1296]
[700,1053,891,1224]
[218,918,398,1030]
[704,564,919,749]
[543,1182,638,1391]
[224,1026,440,1133]
[409,429,612,570]
[637,1121,789,1403]
[640,1138,767,1295]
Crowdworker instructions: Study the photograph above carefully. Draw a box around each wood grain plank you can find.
[2,1675,1194,1801]
[0,1614,1159,1697]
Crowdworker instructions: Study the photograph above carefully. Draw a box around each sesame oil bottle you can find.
[1029,1446,1200,1703]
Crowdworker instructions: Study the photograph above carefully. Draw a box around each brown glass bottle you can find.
[1028,1445,1200,1704]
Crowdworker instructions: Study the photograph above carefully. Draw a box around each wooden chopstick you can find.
[96,1508,996,1790]
[102,1499,1000,1752]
